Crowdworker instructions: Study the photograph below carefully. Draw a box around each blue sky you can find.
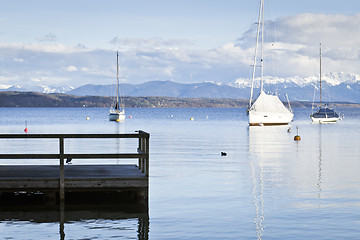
[1,0,360,88]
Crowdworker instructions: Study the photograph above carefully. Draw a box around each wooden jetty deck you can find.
[0,131,150,204]
[0,165,147,191]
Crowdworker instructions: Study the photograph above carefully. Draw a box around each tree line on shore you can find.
[0,91,358,108]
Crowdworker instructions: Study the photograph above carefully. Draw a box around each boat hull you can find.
[249,111,294,126]
[310,107,339,123]
[109,110,125,121]
[311,116,339,123]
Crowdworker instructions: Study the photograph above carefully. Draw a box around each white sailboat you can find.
[109,51,125,121]
[248,0,293,126]
[310,43,339,123]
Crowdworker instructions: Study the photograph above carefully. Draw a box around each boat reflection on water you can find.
[0,192,149,240]
[249,139,265,240]
[317,125,323,202]
[248,125,293,240]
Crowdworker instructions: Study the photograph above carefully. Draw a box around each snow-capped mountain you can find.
[0,72,359,103]
[229,72,360,103]
[0,85,73,93]
[231,72,360,88]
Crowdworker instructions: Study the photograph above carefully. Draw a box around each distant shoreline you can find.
[0,91,359,108]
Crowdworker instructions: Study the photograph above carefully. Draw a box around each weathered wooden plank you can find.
[0,133,141,139]
[0,165,147,191]
[0,154,60,159]
[64,153,147,159]
[0,165,145,179]
[0,179,59,189]
[0,153,146,159]
[64,179,148,189]
[0,179,148,190]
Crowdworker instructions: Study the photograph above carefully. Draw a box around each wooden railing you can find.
[0,130,150,202]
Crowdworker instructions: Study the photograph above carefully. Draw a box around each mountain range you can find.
[1,72,359,103]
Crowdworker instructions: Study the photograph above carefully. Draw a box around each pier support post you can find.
[60,201,65,240]
[59,137,65,203]
[145,134,149,177]
[138,131,150,176]
[138,136,143,171]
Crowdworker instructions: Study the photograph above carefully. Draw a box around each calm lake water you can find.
[0,107,359,239]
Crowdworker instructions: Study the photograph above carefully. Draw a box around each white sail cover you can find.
[249,91,293,125]
[251,91,290,113]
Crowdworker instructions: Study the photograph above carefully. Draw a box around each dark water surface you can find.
[0,107,359,239]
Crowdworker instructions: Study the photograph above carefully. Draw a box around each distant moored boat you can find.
[109,51,125,121]
[310,43,340,123]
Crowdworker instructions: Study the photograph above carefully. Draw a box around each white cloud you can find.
[109,37,194,50]
[275,13,360,47]
[13,58,24,63]
[66,66,78,72]
[0,13,359,88]
[0,42,91,53]
[236,13,360,78]
[31,78,41,82]
[163,66,175,77]
[0,84,12,89]
[30,76,70,85]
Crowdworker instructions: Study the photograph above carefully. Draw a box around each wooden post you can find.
[138,136,142,170]
[59,137,65,203]
[145,135,149,177]
[141,136,145,173]
[59,201,65,240]
[138,131,149,177]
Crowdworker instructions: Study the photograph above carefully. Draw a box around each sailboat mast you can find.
[260,0,264,92]
[116,51,119,110]
[249,0,264,107]
[319,43,322,107]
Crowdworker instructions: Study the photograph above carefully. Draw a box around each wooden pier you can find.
[0,131,150,204]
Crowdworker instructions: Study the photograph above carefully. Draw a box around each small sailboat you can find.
[109,51,125,121]
[248,0,293,126]
[310,43,339,123]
